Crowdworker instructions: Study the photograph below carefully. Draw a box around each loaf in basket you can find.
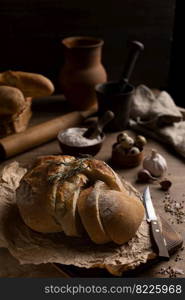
[0,71,54,137]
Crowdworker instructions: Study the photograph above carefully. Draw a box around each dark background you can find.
[0,0,182,105]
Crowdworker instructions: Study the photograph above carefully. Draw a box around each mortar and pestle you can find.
[95,40,144,132]
[58,110,114,156]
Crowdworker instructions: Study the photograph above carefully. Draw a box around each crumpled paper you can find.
[0,162,156,276]
[130,85,185,158]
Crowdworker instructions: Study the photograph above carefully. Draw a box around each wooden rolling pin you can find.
[0,109,96,159]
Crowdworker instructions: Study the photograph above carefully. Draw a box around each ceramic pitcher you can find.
[59,36,107,110]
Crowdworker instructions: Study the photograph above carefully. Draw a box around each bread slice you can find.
[98,190,145,244]
[55,174,87,237]
[78,181,111,244]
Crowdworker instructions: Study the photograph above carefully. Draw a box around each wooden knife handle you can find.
[150,220,170,260]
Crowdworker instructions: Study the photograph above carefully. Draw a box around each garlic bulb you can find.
[143,149,167,177]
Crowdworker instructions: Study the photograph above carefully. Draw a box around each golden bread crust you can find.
[99,190,145,244]
[16,155,144,245]
[78,181,111,244]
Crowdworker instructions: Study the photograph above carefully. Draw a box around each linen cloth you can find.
[130,85,185,158]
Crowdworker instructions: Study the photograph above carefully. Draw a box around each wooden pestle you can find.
[83,110,115,139]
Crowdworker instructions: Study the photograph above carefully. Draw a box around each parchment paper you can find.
[0,162,156,276]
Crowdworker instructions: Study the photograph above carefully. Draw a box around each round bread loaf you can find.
[0,70,54,98]
[16,155,144,244]
[0,86,26,115]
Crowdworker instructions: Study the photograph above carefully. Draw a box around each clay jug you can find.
[59,36,107,110]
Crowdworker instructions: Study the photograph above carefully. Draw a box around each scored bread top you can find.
[16,155,144,245]
[78,181,111,244]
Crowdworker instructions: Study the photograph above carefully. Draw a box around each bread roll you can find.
[16,155,144,244]
[0,86,26,115]
[0,70,54,98]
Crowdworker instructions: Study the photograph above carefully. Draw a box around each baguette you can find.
[0,70,54,98]
[16,155,144,245]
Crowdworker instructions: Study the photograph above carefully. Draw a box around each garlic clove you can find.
[160,179,172,191]
[143,149,167,177]
[137,169,157,183]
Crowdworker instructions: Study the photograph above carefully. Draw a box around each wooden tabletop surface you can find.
[0,96,185,278]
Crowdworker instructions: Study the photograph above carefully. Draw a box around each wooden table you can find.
[0,97,185,278]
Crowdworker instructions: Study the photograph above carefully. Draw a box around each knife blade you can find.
[143,186,170,260]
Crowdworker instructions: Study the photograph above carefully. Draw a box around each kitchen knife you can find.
[143,186,170,260]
